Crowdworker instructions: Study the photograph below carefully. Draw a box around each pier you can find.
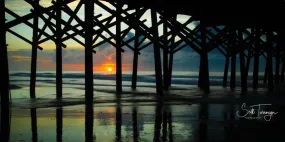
[1,0,285,141]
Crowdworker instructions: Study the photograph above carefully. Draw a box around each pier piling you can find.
[84,0,94,104]
[223,56,230,87]
[30,0,39,99]
[151,8,163,95]
[116,2,122,94]
[56,0,63,99]
[0,0,10,140]
[131,8,140,89]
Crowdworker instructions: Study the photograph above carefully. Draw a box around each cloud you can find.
[11,55,30,60]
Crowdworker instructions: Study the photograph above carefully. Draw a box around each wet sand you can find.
[4,83,285,142]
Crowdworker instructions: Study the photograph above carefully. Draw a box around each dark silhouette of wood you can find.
[0,0,10,140]
[154,102,163,142]
[85,103,94,142]
[238,29,247,92]
[56,0,63,99]
[116,105,122,142]
[132,107,139,142]
[245,49,251,81]
[151,9,163,95]
[168,15,177,87]
[275,31,283,84]
[6,0,75,29]
[198,103,208,142]
[264,60,268,84]
[5,8,67,48]
[31,109,38,142]
[84,0,94,104]
[56,108,63,142]
[132,8,140,89]
[30,0,39,99]
[162,110,168,141]
[253,39,260,89]
[168,52,174,87]
[230,31,236,89]
[168,112,173,142]
[267,31,274,91]
[116,2,122,94]
[163,20,169,90]
[198,20,210,93]
[223,56,230,87]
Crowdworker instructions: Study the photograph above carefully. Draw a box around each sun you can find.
[107,67,112,72]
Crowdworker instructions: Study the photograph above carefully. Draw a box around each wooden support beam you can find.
[198,20,210,93]
[132,8,140,89]
[30,0,39,99]
[5,8,67,48]
[0,0,10,141]
[95,1,166,49]
[207,27,231,52]
[238,29,247,93]
[6,0,76,28]
[253,29,260,89]
[151,9,163,96]
[61,0,83,34]
[138,36,147,47]
[267,31,274,91]
[230,30,236,89]
[264,61,268,84]
[170,24,202,54]
[92,16,114,44]
[56,0,63,99]
[84,0,94,104]
[116,2,122,94]
[159,15,204,48]
[7,29,43,50]
[37,9,56,40]
[172,43,188,54]
[168,15,177,87]
[93,17,128,52]
[275,31,283,84]
[36,11,56,35]
[245,49,251,81]
[223,56,230,87]
[163,19,169,90]
[169,52,174,87]
[159,16,202,54]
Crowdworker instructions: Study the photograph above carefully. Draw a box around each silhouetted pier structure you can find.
[1,2,285,137]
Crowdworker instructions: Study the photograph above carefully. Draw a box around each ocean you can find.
[7,71,283,142]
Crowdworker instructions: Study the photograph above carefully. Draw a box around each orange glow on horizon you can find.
[61,62,132,71]
[107,67,112,72]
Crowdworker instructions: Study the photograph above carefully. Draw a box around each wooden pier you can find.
[1,2,285,139]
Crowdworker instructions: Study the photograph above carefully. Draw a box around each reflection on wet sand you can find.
[116,102,122,142]
[31,108,38,142]
[85,103,94,142]
[56,108,62,142]
[7,100,285,142]
[132,106,139,142]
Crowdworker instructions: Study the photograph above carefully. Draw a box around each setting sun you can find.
[107,67,112,72]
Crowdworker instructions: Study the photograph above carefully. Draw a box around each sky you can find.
[5,0,268,72]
